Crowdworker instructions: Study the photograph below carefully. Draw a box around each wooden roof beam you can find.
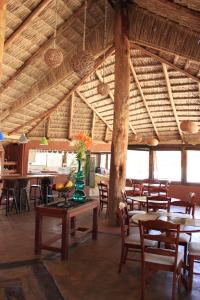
[162,63,184,142]
[131,43,200,83]
[130,60,160,140]
[95,70,137,134]
[8,46,114,136]
[76,90,113,131]
[0,0,95,95]
[0,0,6,79]
[5,0,53,49]
[131,0,200,33]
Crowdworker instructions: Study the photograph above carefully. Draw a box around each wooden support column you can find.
[91,111,95,139]
[108,2,130,225]
[0,0,6,78]
[68,92,74,140]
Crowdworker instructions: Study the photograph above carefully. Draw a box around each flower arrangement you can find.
[73,133,92,160]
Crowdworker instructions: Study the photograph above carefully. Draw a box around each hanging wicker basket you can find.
[180,120,198,134]
[97,82,110,96]
[145,137,159,146]
[44,48,63,68]
[71,50,94,77]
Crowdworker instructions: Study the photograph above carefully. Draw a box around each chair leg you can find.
[188,256,194,291]
[141,266,145,300]
[25,189,30,211]
[118,246,125,273]
[172,272,177,300]
[183,244,188,274]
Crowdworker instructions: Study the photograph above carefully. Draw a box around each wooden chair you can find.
[188,242,200,290]
[132,180,144,196]
[117,204,156,273]
[139,219,184,300]
[121,188,140,212]
[170,193,196,267]
[146,195,171,213]
[98,182,109,216]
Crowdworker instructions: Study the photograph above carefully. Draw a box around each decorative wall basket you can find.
[146,137,159,146]
[44,48,63,68]
[180,120,198,134]
[71,50,94,77]
[97,82,110,96]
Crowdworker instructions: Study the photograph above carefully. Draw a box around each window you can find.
[100,154,107,169]
[187,150,200,183]
[154,151,181,181]
[126,150,149,179]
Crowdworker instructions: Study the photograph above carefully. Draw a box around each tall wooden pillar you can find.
[0,0,6,78]
[108,2,130,225]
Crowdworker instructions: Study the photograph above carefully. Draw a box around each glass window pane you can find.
[126,150,149,179]
[46,152,63,168]
[154,151,181,181]
[100,154,107,169]
[187,150,200,183]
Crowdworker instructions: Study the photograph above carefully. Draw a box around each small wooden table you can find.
[34,198,98,260]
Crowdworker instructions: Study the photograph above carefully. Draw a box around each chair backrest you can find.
[172,193,196,217]
[132,180,144,196]
[117,205,130,242]
[98,182,108,201]
[139,219,180,268]
[146,195,171,212]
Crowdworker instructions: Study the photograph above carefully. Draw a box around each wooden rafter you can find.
[68,92,74,140]
[95,70,137,134]
[5,0,53,49]
[8,46,115,136]
[46,117,50,139]
[131,0,200,33]
[91,111,95,139]
[76,90,113,131]
[0,0,95,95]
[0,20,113,123]
[131,43,200,83]
[162,63,184,142]
[104,126,108,142]
[129,60,160,140]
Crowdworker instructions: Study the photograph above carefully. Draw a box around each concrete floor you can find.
[0,206,200,300]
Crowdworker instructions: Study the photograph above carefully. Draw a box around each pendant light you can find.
[40,119,48,145]
[131,133,143,143]
[44,0,63,68]
[0,103,5,141]
[19,115,28,144]
[180,79,198,134]
[71,0,94,77]
[146,137,159,147]
[97,0,110,97]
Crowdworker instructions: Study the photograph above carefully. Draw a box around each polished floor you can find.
[0,204,200,300]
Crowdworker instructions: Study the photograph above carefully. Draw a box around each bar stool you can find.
[0,187,18,216]
[18,187,30,212]
[29,184,43,207]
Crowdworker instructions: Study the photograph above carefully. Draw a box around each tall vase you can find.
[72,159,86,202]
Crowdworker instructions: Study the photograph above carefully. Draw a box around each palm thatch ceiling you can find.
[0,0,200,145]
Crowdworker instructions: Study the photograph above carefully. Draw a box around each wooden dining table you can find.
[131,211,200,233]
[128,195,181,204]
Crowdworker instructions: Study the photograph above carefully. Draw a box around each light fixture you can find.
[19,133,28,144]
[0,103,5,141]
[146,137,159,146]
[19,115,28,144]
[40,136,48,145]
[180,120,198,134]
[97,0,109,97]
[71,0,94,77]
[44,0,63,68]
[131,133,143,143]
[40,119,48,145]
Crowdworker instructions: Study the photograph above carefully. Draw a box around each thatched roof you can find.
[0,0,200,145]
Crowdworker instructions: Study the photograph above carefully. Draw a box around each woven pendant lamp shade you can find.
[180,120,198,134]
[146,137,159,146]
[97,82,110,96]
[71,50,94,77]
[44,48,63,68]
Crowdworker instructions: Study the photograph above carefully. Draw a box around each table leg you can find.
[35,212,43,255]
[70,216,76,236]
[92,207,98,240]
[61,214,69,260]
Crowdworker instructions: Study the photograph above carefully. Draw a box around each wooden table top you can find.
[0,174,58,181]
[129,196,180,203]
[131,211,200,233]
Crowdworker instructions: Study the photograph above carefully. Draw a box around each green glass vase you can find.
[73,159,86,202]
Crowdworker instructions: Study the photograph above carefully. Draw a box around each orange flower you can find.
[73,134,92,159]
